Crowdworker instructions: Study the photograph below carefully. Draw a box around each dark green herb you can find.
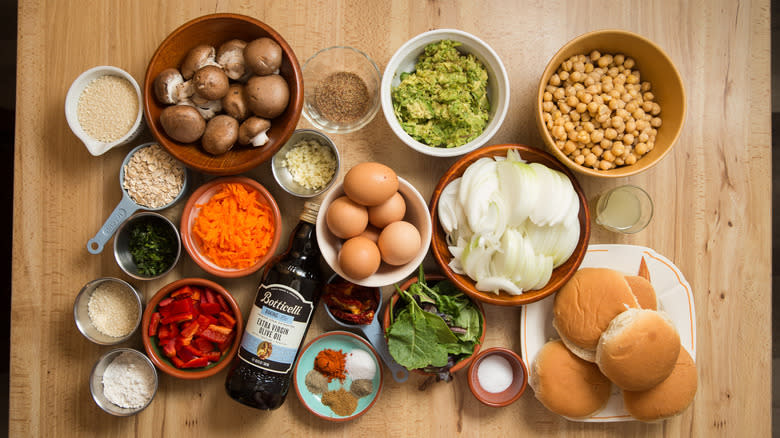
[386,266,484,380]
[128,220,177,276]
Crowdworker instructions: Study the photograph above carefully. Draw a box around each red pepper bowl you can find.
[141,278,243,379]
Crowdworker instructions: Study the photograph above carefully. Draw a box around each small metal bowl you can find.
[74,277,143,345]
[271,129,340,197]
[114,212,182,280]
[90,348,158,416]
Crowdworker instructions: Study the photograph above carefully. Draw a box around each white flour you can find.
[102,352,156,409]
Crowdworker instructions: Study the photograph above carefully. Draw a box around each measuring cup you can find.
[324,275,409,382]
[87,143,189,254]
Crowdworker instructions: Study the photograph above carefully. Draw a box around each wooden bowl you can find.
[141,278,243,380]
[535,29,685,178]
[381,274,487,376]
[180,177,282,278]
[430,144,590,307]
[143,13,303,175]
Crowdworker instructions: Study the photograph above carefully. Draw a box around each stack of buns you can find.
[530,267,697,422]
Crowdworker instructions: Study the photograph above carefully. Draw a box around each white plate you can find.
[520,244,696,422]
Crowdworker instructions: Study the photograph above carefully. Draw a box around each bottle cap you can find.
[300,201,320,224]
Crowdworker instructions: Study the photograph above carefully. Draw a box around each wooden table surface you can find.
[11,1,770,436]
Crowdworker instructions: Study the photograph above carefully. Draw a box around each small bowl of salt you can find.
[467,347,528,407]
[90,348,158,416]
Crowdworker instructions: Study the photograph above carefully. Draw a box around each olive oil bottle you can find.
[225,202,323,410]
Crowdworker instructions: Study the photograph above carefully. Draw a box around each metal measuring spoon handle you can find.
[87,195,140,254]
[359,319,409,383]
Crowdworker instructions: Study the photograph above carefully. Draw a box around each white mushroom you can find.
[217,39,248,80]
[238,117,272,147]
[153,68,184,104]
[180,45,220,79]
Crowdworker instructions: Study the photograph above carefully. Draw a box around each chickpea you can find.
[614,53,625,65]
[642,101,654,112]
[556,140,565,150]
[617,65,625,73]
[562,60,573,71]
[638,132,649,143]
[612,143,626,157]
[607,67,619,77]
[553,117,564,126]
[563,141,577,154]
[546,120,553,130]
[648,141,655,151]
[587,101,599,114]
[584,76,595,87]
[546,85,557,94]
[592,145,604,156]
[542,101,554,112]
[641,81,651,92]
[582,121,595,133]
[581,92,593,104]
[615,157,625,166]
[643,91,655,102]
[622,133,635,145]
[573,82,585,91]
[565,95,578,107]
[592,93,604,103]
[626,102,639,115]
[625,154,637,165]
[584,63,594,73]
[651,117,663,128]
[543,91,553,102]
[649,128,658,136]
[563,121,575,132]
[651,103,661,116]
[600,138,613,149]
[584,153,597,166]
[552,109,562,119]
[590,50,602,61]
[552,126,566,140]
[624,58,635,69]
[598,54,613,68]
[603,150,615,161]
[559,71,570,81]
[604,128,618,140]
[602,82,614,93]
[636,119,650,131]
[621,92,632,103]
[626,74,639,85]
[549,74,561,86]
[599,160,613,170]
[608,99,620,111]
[576,102,587,113]
[582,113,591,122]
[577,131,590,143]
[574,61,586,73]
[559,102,571,113]
[635,142,648,155]
[570,111,581,122]
[590,130,604,143]
[632,108,646,120]
[574,154,586,165]
[570,71,583,82]
[611,116,624,127]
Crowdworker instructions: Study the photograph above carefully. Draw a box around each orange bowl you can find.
[141,278,243,379]
[143,13,303,175]
[535,29,686,178]
[381,274,487,376]
[467,347,528,407]
[430,144,590,307]
[181,176,282,278]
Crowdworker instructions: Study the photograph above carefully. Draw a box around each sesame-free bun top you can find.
[623,347,698,422]
[625,275,658,310]
[596,308,680,391]
[530,339,612,419]
[552,268,639,361]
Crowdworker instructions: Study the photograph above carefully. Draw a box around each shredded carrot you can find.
[192,183,275,269]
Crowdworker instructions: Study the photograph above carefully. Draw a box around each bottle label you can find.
[238,283,314,374]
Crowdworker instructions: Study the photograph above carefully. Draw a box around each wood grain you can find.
[12,0,770,437]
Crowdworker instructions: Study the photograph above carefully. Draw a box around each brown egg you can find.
[326,196,368,239]
[338,236,382,279]
[343,162,399,206]
[368,192,406,229]
[359,225,382,244]
[377,221,421,266]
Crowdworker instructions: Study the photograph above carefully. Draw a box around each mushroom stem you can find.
[249,129,269,147]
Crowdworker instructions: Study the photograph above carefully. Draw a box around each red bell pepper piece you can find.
[148,312,161,337]
[162,338,177,358]
[203,288,216,304]
[216,294,230,313]
[158,297,174,309]
[180,321,200,339]
[199,302,222,315]
[171,286,194,298]
[171,356,185,368]
[201,324,232,344]
[161,312,194,325]
[205,351,223,362]
[158,324,173,341]
[181,357,209,369]
[190,287,202,301]
[178,344,203,363]
[168,298,193,315]
[218,331,236,352]
[193,337,216,354]
[218,311,236,329]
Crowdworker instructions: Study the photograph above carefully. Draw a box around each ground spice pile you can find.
[314,348,347,382]
[314,71,369,124]
[321,388,358,416]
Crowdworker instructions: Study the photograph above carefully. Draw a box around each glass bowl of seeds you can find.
[302,46,381,134]
[73,277,143,345]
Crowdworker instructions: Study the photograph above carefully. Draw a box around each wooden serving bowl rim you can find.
[429,144,591,307]
[143,13,303,175]
[381,274,487,375]
[141,278,243,379]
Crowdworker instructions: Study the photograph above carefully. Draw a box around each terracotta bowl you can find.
[143,13,303,175]
[180,176,282,278]
[141,278,243,379]
[381,274,487,376]
[467,347,528,407]
[430,144,590,307]
[536,29,685,178]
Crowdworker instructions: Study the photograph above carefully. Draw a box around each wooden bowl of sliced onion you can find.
[430,144,590,307]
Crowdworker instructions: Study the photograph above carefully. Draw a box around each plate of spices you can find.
[293,331,383,421]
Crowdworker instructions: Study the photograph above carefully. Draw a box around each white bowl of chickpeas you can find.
[535,29,686,177]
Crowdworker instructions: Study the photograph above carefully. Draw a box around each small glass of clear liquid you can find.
[595,185,653,234]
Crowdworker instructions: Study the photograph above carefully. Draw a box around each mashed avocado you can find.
[392,40,490,148]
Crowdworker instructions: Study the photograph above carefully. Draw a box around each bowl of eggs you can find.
[316,162,432,287]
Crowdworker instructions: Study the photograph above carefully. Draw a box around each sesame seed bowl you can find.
[271,129,341,198]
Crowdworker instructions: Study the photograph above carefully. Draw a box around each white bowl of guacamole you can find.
[381,29,510,157]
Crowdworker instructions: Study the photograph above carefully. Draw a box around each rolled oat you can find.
[122,144,185,208]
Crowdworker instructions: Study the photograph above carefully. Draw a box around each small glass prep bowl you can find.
[302,46,381,134]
